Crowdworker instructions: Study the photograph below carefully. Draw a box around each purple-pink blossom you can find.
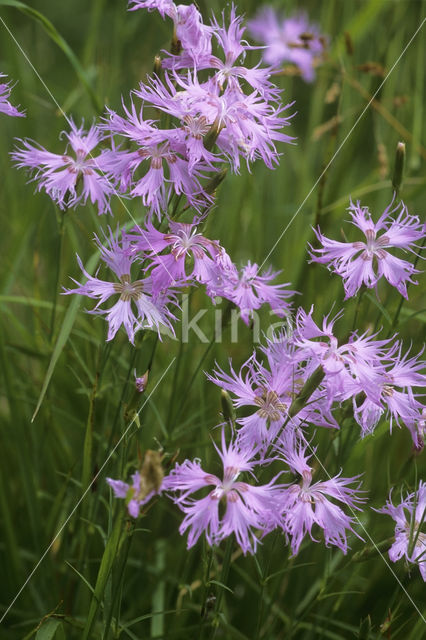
[207,255,295,324]
[128,0,213,67]
[102,101,211,218]
[0,73,25,117]
[248,8,327,82]
[277,433,365,555]
[310,199,425,299]
[12,119,113,214]
[64,228,178,344]
[165,431,282,554]
[377,481,426,581]
[128,220,222,289]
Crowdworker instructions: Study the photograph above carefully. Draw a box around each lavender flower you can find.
[64,228,177,344]
[377,481,426,581]
[102,101,210,218]
[353,345,425,446]
[277,434,364,555]
[0,73,25,117]
[12,119,113,214]
[128,220,222,289]
[165,431,282,553]
[207,255,295,324]
[128,0,213,67]
[248,8,326,82]
[310,199,425,299]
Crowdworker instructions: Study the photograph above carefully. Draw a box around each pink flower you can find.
[207,256,295,324]
[353,344,425,446]
[0,73,25,117]
[12,119,113,214]
[64,228,177,344]
[128,0,213,67]
[102,100,210,217]
[377,481,426,581]
[128,220,222,290]
[248,8,327,82]
[165,431,282,553]
[277,433,365,555]
[310,199,425,299]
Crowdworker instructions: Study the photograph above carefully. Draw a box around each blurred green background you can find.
[0,0,425,638]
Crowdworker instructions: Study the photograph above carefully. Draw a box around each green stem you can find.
[199,545,214,637]
[49,209,66,341]
[81,508,126,640]
[387,235,426,336]
[103,522,135,640]
[351,286,366,333]
[171,334,216,433]
[209,538,233,639]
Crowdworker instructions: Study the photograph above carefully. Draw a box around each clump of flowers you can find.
[0,73,25,117]
[248,8,327,82]
[377,481,426,581]
[6,0,424,582]
[310,198,425,299]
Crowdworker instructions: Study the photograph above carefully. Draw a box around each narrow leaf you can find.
[31,251,99,422]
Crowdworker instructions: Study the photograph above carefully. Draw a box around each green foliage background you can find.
[0,0,425,638]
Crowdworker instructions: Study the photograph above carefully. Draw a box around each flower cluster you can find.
[248,8,327,82]
[6,0,423,578]
[310,198,425,299]
[11,2,295,340]
[164,426,364,556]
[0,73,25,117]
[162,301,424,554]
[378,481,426,581]
[100,1,294,217]
[65,221,294,341]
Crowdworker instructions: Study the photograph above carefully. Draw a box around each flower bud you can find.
[392,141,405,197]
[135,370,149,393]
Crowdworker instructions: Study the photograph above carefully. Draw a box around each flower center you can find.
[354,229,390,261]
[113,274,145,301]
[254,389,287,421]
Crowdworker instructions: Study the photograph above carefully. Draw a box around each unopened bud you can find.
[153,55,162,76]
[392,141,405,197]
[135,370,149,393]
[123,370,149,425]
[221,389,236,424]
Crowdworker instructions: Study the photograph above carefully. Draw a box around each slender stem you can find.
[351,286,365,333]
[103,521,135,640]
[209,538,233,639]
[387,235,426,337]
[81,508,126,640]
[49,209,66,341]
[171,334,216,432]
